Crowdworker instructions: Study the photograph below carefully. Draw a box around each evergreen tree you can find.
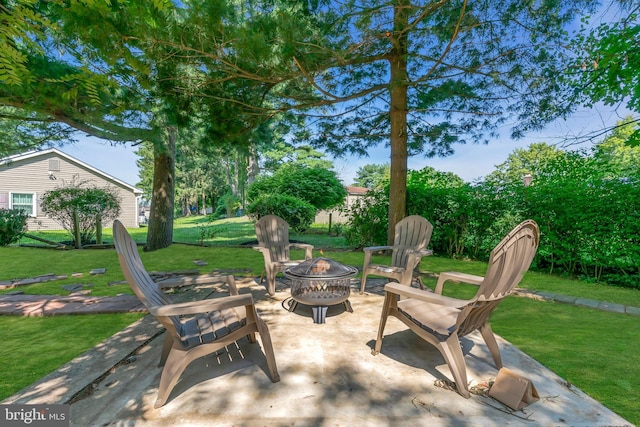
[290,0,600,243]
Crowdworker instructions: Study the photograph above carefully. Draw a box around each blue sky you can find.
[61,102,634,189]
[59,2,634,188]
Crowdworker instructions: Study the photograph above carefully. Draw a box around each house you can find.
[0,148,143,230]
[315,185,369,224]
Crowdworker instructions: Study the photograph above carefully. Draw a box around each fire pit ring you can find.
[283,257,358,323]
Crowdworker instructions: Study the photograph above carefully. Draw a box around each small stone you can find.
[90,268,106,275]
[193,260,208,266]
[108,281,128,286]
[72,272,84,278]
[123,356,137,364]
[62,284,84,292]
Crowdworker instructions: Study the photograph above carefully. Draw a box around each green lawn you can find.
[2,216,640,424]
[17,215,350,249]
[0,314,145,399]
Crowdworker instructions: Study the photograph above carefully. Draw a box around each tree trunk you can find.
[224,156,239,197]
[145,127,176,251]
[246,146,259,186]
[73,209,81,249]
[233,153,240,198]
[95,215,102,244]
[387,0,410,245]
[245,147,259,210]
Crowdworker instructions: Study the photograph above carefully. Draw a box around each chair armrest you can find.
[150,294,255,317]
[289,243,314,259]
[158,274,237,295]
[385,282,468,308]
[412,249,433,257]
[435,271,484,294]
[253,245,274,264]
[406,249,433,266]
[363,245,393,253]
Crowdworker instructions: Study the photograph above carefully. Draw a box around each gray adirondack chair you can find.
[253,215,313,296]
[360,215,434,294]
[373,220,540,398]
[113,220,280,408]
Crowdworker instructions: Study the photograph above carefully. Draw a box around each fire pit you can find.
[283,257,358,324]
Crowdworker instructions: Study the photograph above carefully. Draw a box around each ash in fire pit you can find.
[283,257,358,323]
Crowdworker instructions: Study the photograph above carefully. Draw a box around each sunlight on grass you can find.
[2,217,640,423]
[0,314,145,399]
[492,299,640,424]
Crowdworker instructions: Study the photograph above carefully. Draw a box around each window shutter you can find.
[0,193,7,209]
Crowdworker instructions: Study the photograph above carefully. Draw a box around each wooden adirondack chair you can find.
[373,220,539,398]
[112,220,280,408]
[360,215,434,294]
[253,215,313,296]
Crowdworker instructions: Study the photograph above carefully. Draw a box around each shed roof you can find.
[345,186,369,195]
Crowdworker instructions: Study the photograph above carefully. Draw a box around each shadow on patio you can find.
[4,277,631,426]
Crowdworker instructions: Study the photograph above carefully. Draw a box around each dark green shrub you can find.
[330,222,345,237]
[247,165,346,211]
[341,188,388,249]
[216,193,241,217]
[406,167,471,257]
[0,209,29,246]
[247,194,315,233]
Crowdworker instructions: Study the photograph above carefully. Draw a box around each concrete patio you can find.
[3,277,632,426]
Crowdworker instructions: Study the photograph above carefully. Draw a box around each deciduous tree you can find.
[40,178,121,248]
[569,1,640,144]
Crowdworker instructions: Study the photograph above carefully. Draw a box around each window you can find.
[10,193,36,216]
[48,159,60,171]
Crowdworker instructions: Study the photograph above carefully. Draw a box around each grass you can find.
[419,256,640,308]
[18,215,350,249]
[0,314,145,399]
[2,216,640,424]
[492,298,640,424]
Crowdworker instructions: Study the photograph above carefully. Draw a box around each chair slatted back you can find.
[254,215,291,262]
[391,215,434,268]
[113,220,181,334]
[456,220,539,338]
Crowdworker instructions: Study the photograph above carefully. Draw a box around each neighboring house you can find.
[0,148,143,230]
[315,185,369,224]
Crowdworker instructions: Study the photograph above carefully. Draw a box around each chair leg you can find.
[155,347,191,408]
[266,269,277,296]
[255,317,280,383]
[438,335,471,398]
[359,271,368,294]
[158,332,173,367]
[479,323,503,369]
[373,292,394,355]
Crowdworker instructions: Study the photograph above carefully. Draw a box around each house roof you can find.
[345,186,369,195]
[0,148,143,195]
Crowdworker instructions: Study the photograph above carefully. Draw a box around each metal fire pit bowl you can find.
[283,257,358,324]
